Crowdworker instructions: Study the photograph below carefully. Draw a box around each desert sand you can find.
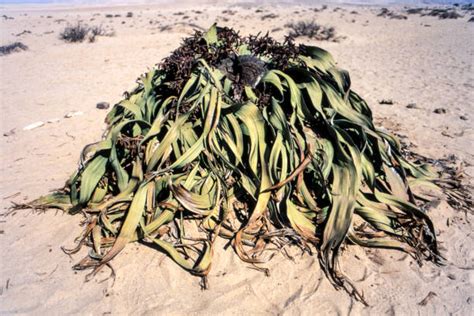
[0,1,473,315]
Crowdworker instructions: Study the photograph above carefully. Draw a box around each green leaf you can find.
[79,155,108,205]
[203,23,218,46]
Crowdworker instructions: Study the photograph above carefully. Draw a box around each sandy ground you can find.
[0,2,473,315]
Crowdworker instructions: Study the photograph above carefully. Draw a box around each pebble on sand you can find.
[96,102,110,110]
[64,111,84,118]
[23,121,45,130]
[379,99,394,105]
[3,128,16,137]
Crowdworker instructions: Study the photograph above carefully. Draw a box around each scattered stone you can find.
[96,102,110,110]
[16,30,31,36]
[441,130,454,138]
[47,118,61,123]
[433,108,447,114]
[418,291,437,306]
[126,12,133,18]
[23,121,45,130]
[447,273,456,280]
[64,111,84,118]
[379,99,394,105]
[223,10,237,16]
[3,128,16,137]
[261,13,278,20]
[406,103,418,109]
[459,115,468,120]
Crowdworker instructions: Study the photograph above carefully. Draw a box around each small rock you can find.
[379,99,394,105]
[418,291,437,306]
[447,273,456,280]
[96,102,110,110]
[406,103,418,109]
[433,108,447,114]
[64,111,84,118]
[459,115,468,121]
[23,121,44,130]
[3,128,16,137]
[47,118,60,123]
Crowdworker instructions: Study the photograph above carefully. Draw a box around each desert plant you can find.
[423,8,462,19]
[437,11,462,19]
[60,23,90,42]
[60,23,114,43]
[461,3,473,11]
[285,21,337,41]
[0,42,28,56]
[17,25,461,303]
[89,25,115,42]
[406,8,424,14]
[378,8,408,20]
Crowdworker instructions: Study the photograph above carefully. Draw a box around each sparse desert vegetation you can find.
[406,8,424,15]
[285,21,338,41]
[377,8,408,20]
[59,23,114,43]
[424,8,462,19]
[405,6,469,20]
[0,42,28,56]
[59,23,89,42]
